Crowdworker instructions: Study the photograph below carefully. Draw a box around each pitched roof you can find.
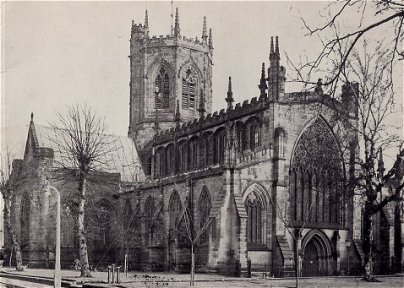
[29,123,144,183]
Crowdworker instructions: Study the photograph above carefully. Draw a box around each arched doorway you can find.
[302,231,332,276]
[302,238,320,276]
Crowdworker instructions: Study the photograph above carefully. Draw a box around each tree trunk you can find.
[295,234,302,288]
[78,177,92,277]
[3,193,23,271]
[190,243,195,286]
[295,247,299,288]
[363,208,375,281]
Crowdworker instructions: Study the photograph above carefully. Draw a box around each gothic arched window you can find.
[198,188,212,244]
[144,197,155,246]
[20,193,30,248]
[182,68,197,109]
[177,140,189,172]
[236,122,246,151]
[165,144,174,175]
[61,201,77,248]
[168,191,183,245]
[276,129,286,158]
[245,192,263,245]
[246,117,261,150]
[154,147,165,177]
[90,201,113,249]
[201,132,213,166]
[189,136,199,170]
[289,118,345,227]
[213,128,226,164]
[155,67,170,109]
[123,201,134,235]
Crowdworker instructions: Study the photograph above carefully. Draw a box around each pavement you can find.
[0,267,403,288]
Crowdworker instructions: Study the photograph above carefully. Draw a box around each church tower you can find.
[128,9,214,150]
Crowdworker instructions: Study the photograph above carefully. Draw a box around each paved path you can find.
[0,277,51,288]
[0,268,403,287]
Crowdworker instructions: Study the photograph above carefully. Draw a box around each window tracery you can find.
[290,118,344,226]
[245,192,264,245]
[89,201,112,249]
[213,128,226,164]
[20,193,30,247]
[144,197,156,246]
[61,201,77,248]
[155,67,170,109]
[198,188,212,244]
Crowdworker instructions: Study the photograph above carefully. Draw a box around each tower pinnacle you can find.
[144,10,149,28]
[202,16,208,44]
[225,76,234,109]
[208,28,213,50]
[174,7,180,37]
[270,36,274,58]
[275,36,280,57]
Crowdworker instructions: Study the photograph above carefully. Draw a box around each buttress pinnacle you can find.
[202,16,208,44]
[259,63,268,99]
[225,76,234,109]
[174,7,180,37]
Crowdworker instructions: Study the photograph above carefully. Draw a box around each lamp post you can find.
[48,185,61,288]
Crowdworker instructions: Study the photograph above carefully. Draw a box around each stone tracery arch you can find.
[61,200,78,248]
[289,117,345,227]
[149,59,174,110]
[242,183,270,249]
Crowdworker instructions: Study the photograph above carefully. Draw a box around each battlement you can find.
[131,23,147,34]
[284,91,342,109]
[130,8,212,52]
[152,86,348,147]
[133,33,211,52]
[153,95,269,144]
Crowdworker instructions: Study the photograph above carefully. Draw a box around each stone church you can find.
[5,9,403,277]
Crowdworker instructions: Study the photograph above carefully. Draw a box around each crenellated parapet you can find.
[136,35,211,53]
[153,95,269,145]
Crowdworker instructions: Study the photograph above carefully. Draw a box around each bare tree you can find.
[50,104,116,277]
[339,45,404,280]
[176,206,212,286]
[288,0,403,93]
[0,149,24,271]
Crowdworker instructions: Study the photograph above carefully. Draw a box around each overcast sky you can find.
[2,1,402,163]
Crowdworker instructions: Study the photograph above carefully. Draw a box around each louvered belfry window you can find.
[182,68,197,109]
